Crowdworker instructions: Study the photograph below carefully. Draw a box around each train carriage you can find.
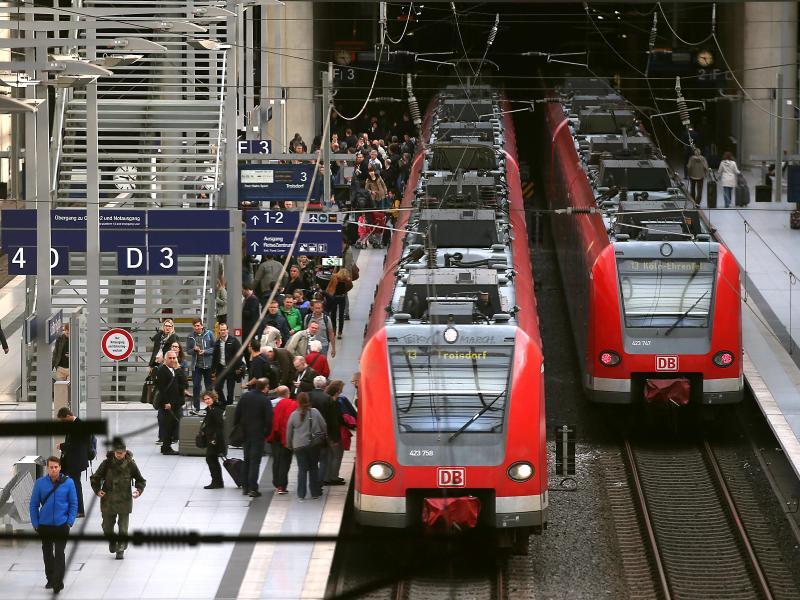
[543,77,742,406]
[354,85,547,550]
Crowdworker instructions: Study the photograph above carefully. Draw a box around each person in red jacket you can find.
[305,340,330,379]
[267,386,296,495]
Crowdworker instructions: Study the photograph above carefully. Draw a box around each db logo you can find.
[437,467,466,488]
[656,355,679,371]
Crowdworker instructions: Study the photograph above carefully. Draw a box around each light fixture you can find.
[443,326,459,344]
[712,350,735,367]
[0,94,40,113]
[367,462,394,482]
[187,39,231,51]
[50,74,102,88]
[507,462,534,482]
[155,21,208,34]
[599,350,621,367]
[102,38,167,53]
[0,73,40,88]
[94,54,144,69]
[47,55,114,77]
[192,6,235,18]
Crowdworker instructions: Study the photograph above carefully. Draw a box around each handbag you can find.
[351,263,360,281]
[195,430,208,449]
[140,376,155,405]
[309,411,327,448]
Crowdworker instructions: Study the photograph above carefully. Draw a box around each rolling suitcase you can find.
[179,416,206,456]
[755,184,771,202]
[735,175,750,206]
[223,457,244,487]
[706,178,717,209]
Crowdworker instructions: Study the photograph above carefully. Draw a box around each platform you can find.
[700,168,800,481]
[0,248,384,599]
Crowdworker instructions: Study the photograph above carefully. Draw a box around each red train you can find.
[354,86,547,551]
[543,78,742,406]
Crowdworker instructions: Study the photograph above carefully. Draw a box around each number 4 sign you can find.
[8,246,69,275]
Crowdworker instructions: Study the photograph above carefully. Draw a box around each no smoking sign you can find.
[101,328,134,361]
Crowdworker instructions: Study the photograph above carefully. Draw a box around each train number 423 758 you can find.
[409,449,434,457]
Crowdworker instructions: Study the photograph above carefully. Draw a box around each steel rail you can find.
[702,439,774,600]
[622,438,673,600]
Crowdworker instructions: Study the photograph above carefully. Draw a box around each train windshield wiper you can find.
[664,290,708,336]
[447,389,505,443]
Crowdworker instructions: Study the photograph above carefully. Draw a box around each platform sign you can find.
[237,139,272,155]
[101,328,134,361]
[246,210,340,229]
[46,310,63,345]
[245,227,342,256]
[1,209,230,273]
[238,164,320,203]
[7,246,69,275]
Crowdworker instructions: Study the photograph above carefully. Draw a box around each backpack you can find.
[304,313,332,333]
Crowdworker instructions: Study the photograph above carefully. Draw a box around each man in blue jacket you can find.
[29,456,78,594]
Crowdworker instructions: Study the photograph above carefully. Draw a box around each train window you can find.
[617,259,716,328]
[388,345,513,433]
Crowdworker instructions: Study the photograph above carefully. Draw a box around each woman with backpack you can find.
[286,392,327,501]
[326,268,353,340]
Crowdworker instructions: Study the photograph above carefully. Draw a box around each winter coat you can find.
[149,331,178,368]
[687,154,710,180]
[29,473,77,528]
[51,333,69,369]
[717,159,741,188]
[286,407,327,450]
[60,417,91,473]
[365,174,388,203]
[186,328,215,370]
[155,364,188,415]
[90,451,146,515]
[202,404,227,455]
[268,397,298,446]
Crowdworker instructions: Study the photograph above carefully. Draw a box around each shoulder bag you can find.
[309,411,327,448]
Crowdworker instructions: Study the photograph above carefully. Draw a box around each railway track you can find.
[392,563,506,600]
[609,436,800,600]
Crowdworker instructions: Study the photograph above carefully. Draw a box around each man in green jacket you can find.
[90,440,146,560]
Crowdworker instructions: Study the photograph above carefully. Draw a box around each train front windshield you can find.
[389,345,513,433]
[618,258,716,328]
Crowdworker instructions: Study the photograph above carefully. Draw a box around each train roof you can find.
[556,80,711,244]
[385,88,523,330]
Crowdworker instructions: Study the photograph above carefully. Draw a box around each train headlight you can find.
[367,461,395,482]
[712,350,735,367]
[599,350,621,367]
[507,461,534,482]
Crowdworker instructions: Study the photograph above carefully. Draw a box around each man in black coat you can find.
[246,342,278,391]
[155,351,188,455]
[308,376,345,486]
[241,284,261,341]
[56,407,91,516]
[291,356,318,398]
[234,378,273,497]
[267,346,296,387]
[212,323,246,405]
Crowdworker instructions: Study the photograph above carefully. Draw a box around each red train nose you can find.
[422,496,481,532]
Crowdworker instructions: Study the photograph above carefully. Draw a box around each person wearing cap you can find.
[90,440,146,560]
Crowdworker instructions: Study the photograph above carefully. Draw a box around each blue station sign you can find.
[238,164,321,203]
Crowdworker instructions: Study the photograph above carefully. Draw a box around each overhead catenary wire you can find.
[384,1,414,45]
